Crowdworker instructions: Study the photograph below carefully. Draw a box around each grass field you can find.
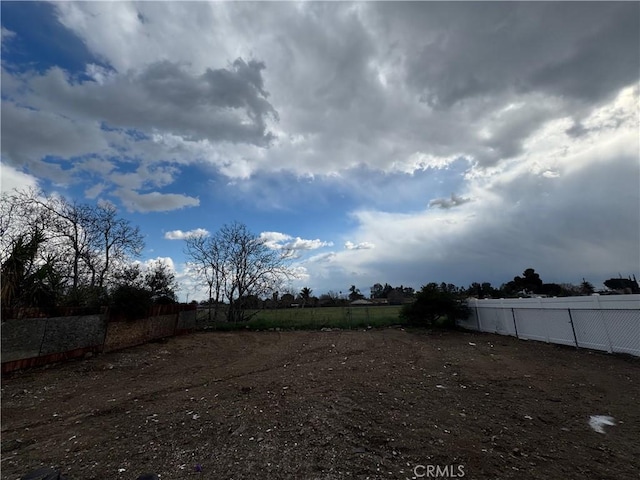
[197,305,405,330]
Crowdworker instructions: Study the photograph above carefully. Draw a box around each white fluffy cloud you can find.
[1,164,39,193]
[164,228,210,241]
[260,231,333,257]
[344,241,375,251]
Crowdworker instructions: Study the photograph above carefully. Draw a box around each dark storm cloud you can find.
[0,99,109,182]
[16,58,277,146]
[429,193,472,210]
[378,2,639,108]
[530,5,639,103]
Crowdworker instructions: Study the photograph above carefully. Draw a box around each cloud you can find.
[305,252,338,264]
[388,2,638,107]
[259,231,292,247]
[6,1,637,198]
[116,189,200,213]
[284,237,334,251]
[429,193,472,210]
[143,256,176,272]
[1,27,15,41]
[164,228,210,240]
[0,99,110,181]
[1,27,277,209]
[0,164,40,193]
[17,59,276,147]
[84,183,107,199]
[260,231,333,256]
[345,241,375,250]
[312,88,639,291]
[1,1,637,299]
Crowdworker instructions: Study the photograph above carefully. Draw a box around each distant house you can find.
[350,299,373,306]
[387,289,414,305]
[369,298,389,305]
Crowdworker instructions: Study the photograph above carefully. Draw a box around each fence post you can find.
[38,316,50,357]
[567,308,579,349]
[101,310,110,352]
[511,308,519,339]
[173,309,180,336]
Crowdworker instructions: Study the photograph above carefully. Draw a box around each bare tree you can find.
[84,201,144,289]
[0,188,144,306]
[184,232,225,323]
[185,222,292,323]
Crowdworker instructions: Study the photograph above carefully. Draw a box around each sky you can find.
[1,1,639,301]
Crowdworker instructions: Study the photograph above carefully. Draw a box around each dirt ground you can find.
[2,328,639,480]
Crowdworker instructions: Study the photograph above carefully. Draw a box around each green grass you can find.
[202,305,406,331]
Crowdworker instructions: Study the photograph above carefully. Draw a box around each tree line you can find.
[3,188,636,324]
[1,188,177,318]
[365,268,639,302]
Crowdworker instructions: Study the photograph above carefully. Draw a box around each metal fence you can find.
[458,295,640,356]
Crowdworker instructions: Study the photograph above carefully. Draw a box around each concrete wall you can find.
[1,317,49,363]
[2,306,197,372]
[103,314,177,352]
[39,315,106,355]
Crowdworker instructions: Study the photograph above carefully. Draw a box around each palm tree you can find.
[1,229,59,314]
[348,285,363,301]
[299,287,312,308]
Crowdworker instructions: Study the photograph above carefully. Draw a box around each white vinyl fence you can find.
[458,295,640,356]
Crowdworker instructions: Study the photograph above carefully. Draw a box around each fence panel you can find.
[603,310,640,356]
[38,315,106,355]
[512,309,548,343]
[571,310,613,353]
[463,296,640,356]
[571,309,640,355]
[513,309,575,346]
[1,318,48,363]
[475,307,514,336]
[477,308,500,333]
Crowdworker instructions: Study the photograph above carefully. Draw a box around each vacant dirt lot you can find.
[2,329,639,480]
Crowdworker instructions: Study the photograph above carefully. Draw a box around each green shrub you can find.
[400,283,470,328]
[109,285,152,320]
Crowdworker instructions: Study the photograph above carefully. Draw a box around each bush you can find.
[400,283,470,328]
[109,285,152,320]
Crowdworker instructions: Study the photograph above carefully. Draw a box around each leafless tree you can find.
[185,222,292,323]
[84,201,144,289]
[0,188,144,306]
[184,232,225,323]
